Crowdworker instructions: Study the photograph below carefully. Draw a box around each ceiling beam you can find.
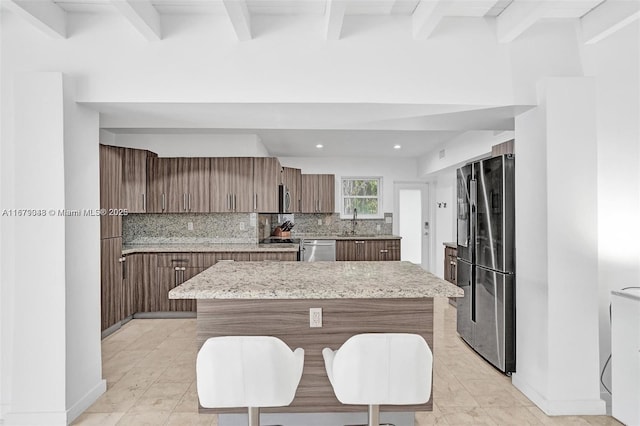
[3,0,66,39]
[496,0,548,43]
[581,0,640,44]
[110,0,161,41]
[325,0,347,40]
[412,0,450,40]
[222,0,252,41]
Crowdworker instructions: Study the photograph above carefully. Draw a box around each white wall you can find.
[430,170,456,279]
[5,73,68,424]
[418,131,514,176]
[63,76,106,421]
[512,77,604,415]
[109,132,270,157]
[279,157,419,214]
[582,22,640,404]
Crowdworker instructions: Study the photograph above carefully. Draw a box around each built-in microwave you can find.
[278,184,291,213]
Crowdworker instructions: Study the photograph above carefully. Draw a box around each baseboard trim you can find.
[66,379,107,424]
[512,373,606,415]
[3,410,68,425]
[133,312,196,319]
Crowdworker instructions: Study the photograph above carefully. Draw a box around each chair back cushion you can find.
[325,333,432,405]
[197,336,304,408]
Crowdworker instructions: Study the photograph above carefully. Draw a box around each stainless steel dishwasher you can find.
[301,239,336,261]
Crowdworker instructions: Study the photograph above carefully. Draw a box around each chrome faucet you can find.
[351,208,358,235]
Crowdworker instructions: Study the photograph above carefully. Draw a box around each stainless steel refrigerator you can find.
[456,154,516,374]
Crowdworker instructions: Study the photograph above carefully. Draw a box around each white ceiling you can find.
[91,102,531,157]
[6,0,630,157]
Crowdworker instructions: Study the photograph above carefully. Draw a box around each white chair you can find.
[196,336,305,426]
[322,333,433,426]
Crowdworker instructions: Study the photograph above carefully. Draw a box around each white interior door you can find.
[394,182,430,270]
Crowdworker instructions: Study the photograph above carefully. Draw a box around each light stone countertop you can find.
[169,261,464,300]
[122,243,300,255]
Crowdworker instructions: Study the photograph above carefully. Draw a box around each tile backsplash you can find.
[123,212,394,245]
[263,213,393,237]
[123,213,258,244]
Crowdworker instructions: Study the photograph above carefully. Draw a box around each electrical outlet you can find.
[187,222,194,231]
[239,222,245,230]
[385,216,392,224]
[310,308,322,328]
[317,219,322,225]
[249,213,257,227]
[376,224,381,231]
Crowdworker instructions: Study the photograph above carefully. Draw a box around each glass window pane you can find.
[344,197,378,215]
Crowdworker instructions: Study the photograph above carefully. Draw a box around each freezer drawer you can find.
[473,266,515,373]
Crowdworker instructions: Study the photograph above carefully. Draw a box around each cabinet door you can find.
[253,158,280,213]
[157,267,175,312]
[231,157,254,212]
[386,240,401,261]
[101,237,123,331]
[282,167,302,213]
[146,157,164,213]
[301,174,317,213]
[317,174,335,213]
[187,157,210,213]
[99,145,122,238]
[250,252,297,261]
[128,253,157,313]
[163,158,182,213]
[121,255,135,319]
[210,157,229,212]
[364,240,385,261]
[122,148,154,213]
[336,240,361,261]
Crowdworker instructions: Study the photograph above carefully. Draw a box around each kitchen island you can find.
[169,261,462,425]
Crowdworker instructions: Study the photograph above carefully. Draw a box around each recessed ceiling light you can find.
[393,144,402,149]
[316,144,324,149]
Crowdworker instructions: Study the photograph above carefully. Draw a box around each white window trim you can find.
[340,176,383,219]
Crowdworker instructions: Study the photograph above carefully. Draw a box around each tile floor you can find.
[74,298,621,426]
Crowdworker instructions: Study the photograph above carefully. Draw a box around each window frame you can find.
[340,176,383,219]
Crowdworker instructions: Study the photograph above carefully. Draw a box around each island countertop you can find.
[169,261,463,300]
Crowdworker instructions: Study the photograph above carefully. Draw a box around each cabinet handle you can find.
[183,193,187,211]
[142,193,146,212]
[226,194,230,210]
[254,193,258,210]
[355,241,365,244]
[299,199,302,212]
[119,257,126,280]
[162,193,166,211]
[174,266,180,285]
[316,200,319,212]
[380,249,389,253]
[233,194,237,211]
[188,194,191,211]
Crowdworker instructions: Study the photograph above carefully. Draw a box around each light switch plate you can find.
[385,217,392,224]
[187,222,194,231]
[239,222,245,230]
[317,219,322,225]
[310,308,322,328]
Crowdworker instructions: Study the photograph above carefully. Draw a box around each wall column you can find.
[512,77,605,415]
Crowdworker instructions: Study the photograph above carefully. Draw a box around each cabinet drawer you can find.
[157,252,216,268]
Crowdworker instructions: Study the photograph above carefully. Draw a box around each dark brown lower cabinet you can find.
[101,237,123,331]
[104,250,301,335]
[127,253,158,313]
[336,239,401,261]
[249,252,298,261]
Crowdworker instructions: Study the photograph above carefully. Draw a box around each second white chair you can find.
[196,336,305,426]
[322,333,433,426]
